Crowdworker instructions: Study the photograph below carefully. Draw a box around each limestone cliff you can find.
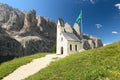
[0,3,56,58]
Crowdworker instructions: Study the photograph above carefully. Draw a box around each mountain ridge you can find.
[0,3,57,62]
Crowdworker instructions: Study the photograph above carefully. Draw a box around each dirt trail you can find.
[2,54,66,80]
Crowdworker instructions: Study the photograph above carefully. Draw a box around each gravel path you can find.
[2,54,66,80]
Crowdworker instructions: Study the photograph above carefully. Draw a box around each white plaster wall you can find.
[61,34,68,55]
[57,30,82,55]
[62,35,68,55]
[67,41,82,54]
[56,25,61,55]
[56,23,68,55]
[56,31,68,55]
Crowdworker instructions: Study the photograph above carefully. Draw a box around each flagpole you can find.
[81,10,84,50]
[81,10,83,34]
[80,10,83,42]
[75,10,83,35]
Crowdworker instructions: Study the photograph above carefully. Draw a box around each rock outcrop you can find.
[2,10,24,31]
[73,23,82,40]
[0,3,24,33]
[37,16,56,39]
[82,34,103,49]
[0,3,57,59]
[0,35,24,56]
[14,36,53,55]
[64,23,73,33]
[73,23,81,35]
[20,10,39,36]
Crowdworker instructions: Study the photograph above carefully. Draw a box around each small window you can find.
[75,45,77,51]
[70,44,72,51]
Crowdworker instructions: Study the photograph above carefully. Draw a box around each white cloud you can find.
[112,31,118,34]
[95,24,102,29]
[81,0,95,4]
[115,3,120,9]
[104,43,111,46]
[90,0,95,4]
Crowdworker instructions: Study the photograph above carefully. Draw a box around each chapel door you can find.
[61,47,63,54]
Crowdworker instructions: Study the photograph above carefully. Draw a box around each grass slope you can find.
[0,53,46,79]
[26,41,120,80]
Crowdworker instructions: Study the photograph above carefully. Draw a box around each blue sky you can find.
[0,0,120,44]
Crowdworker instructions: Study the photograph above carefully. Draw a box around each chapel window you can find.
[75,45,77,51]
[70,44,72,51]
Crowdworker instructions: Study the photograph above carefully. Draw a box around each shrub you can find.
[52,41,56,53]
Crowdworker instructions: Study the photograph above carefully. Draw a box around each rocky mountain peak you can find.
[73,23,81,36]
[0,3,24,32]
[0,3,57,60]
[64,22,73,33]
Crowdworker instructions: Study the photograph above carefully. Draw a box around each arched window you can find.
[75,45,77,51]
[70,44,72,51]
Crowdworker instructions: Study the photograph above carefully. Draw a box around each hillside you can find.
[0,53,46,79]
[26,41,120,80]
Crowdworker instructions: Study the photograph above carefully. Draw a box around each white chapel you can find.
[56,18,103,55]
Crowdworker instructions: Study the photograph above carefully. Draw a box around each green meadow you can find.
[0,53,46,79]
[25,41,120,80]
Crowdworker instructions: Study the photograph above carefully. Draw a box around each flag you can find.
[76,11,82,23]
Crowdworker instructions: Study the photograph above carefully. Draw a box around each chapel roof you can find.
[62,32,80,41]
